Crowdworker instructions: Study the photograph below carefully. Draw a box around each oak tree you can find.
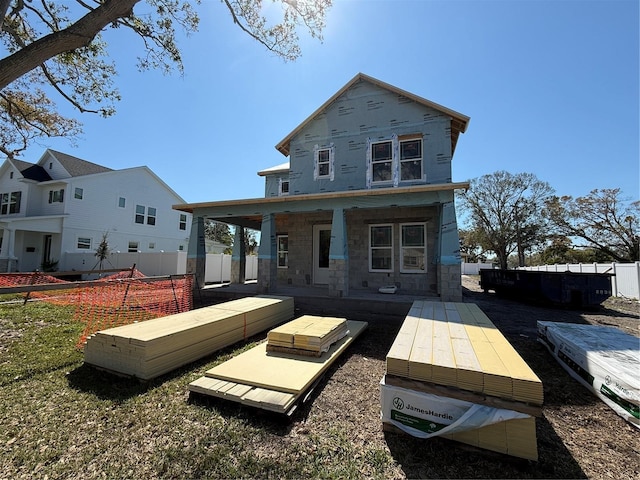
[0,0,331,157]
[545,188,640,262]
[457,171,554,270]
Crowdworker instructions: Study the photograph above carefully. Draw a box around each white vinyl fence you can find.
[62,252,258,283]
[519,262,640,300]
[461,262,495,275]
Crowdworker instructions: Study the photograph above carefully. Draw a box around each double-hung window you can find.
[369,224,393,272]
[135,205,156,226]
[314,144,335,181]
[277,235,288,268]
[400,223,426,273]
[399,138,423,181]
[371,141,393,183]
[179,214,187,231]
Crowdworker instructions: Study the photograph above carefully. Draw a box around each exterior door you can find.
[313,224,331,285]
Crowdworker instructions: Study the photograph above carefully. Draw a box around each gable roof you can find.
[45,149,113,177]
[9,158,51,182]
[275,72,470,157]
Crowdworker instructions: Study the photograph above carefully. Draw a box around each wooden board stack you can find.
[189,318,368,414]
[84,295,294,380]
[266,315,349,357]
[383,300,543,460]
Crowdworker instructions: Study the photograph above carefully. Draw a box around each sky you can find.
[14,0,640,207]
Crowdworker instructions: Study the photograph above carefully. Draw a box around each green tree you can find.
[545,188,639,262]
[457,171,554,270]
[204,220,233,246]
[0,0,330,157]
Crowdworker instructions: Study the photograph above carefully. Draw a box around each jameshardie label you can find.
[390,396,452,434]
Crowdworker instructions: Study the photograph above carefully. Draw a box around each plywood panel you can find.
[204,320,368,394]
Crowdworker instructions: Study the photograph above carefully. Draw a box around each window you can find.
[128,241,139,253]
[48,188,64,203]
[277,235,288,268]
[118,197,126,208]
[135,205,156,226]
[74,187,84,200]
[317,149,330,177]
[147,207,156,225]
[278,178,290,196]
[0,191,21,214]
[9,172,13,179]
[400,138,423,181]
[178,245,184,251]
[371,141,393,183]
[314,144,335,180]
[149,242,155,250]
[401,223,426,273]
[77,237,92,250]
[369,224,393,272]
[179,214,187,231]
[135,205,145,224]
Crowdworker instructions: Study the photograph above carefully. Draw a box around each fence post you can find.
[611,263,618,297]
[636,261,640,300]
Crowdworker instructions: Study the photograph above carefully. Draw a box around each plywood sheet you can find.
[203,320,368,394]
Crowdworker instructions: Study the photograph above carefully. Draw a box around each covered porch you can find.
[173,182,468,302]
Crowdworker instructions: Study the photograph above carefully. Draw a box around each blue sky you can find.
[16,0,640,206]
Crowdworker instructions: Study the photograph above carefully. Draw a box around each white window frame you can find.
[277,234,288,268]
[399,137,423,182]
[179,213,187,231]
[118,197,126,208]
[369,224,394,272]
[74,187,84,200]
[147,206,156,226]
[0,191,21,215]
[370,140,394,185]
[278,178,290,196]
[128,241,139,253]
[400,223,427,273]
[77,237,92,250]
[135,204,145,224]
[313,144,335,181]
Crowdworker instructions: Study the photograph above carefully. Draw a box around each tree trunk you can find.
[0,0,141,90]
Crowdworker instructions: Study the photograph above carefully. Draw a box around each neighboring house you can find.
[175,73,470,301]
[0,149,192,273]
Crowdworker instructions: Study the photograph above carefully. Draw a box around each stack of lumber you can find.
[383,300,543,460]
[84,295,294,380]
[266,315,349,356]
[189,318,368,414]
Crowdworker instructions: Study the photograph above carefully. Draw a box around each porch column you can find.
[186,215,206,290]
[329,207,349,297]
[437,200,462,302]
[257,213,277,294]
[230,227,246,284]
[0,227,17,272]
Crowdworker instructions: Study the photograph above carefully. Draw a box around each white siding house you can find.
[0,149,192,273]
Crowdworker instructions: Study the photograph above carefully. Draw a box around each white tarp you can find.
[380,376,530,438]
[537,321,640,429]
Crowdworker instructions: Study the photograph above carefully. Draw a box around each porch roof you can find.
[173,182,469,230]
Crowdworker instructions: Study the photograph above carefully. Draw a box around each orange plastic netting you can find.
[0,269,193,348]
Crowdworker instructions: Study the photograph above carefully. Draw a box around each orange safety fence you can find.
[0,269,193,348]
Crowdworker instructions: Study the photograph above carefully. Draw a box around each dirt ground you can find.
[275,276,640,479]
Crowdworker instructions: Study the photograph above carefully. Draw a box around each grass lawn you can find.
[0,299,395,479]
